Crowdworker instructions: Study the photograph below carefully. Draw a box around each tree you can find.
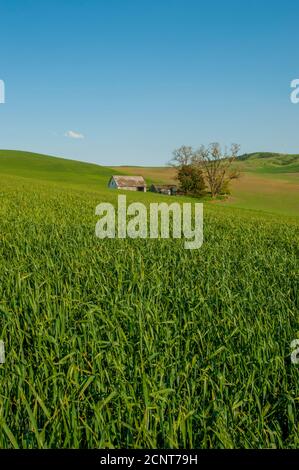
[192,143,240,197]
[177,164,206,196]
[169,145,194,167]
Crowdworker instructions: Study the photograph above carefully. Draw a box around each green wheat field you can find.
[0,150,298,448]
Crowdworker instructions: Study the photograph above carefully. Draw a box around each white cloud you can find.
[64,130,84,139]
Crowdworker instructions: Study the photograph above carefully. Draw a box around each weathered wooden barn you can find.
[108,175,147,192]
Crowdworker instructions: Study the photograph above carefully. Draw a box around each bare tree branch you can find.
[192,143,240,197]
[168,146,194,167]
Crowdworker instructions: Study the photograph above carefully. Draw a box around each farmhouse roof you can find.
[112,175,146,187]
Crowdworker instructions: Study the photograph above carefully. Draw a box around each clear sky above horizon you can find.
[0,0,299,166]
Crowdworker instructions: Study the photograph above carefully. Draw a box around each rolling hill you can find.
[0,150,116,188]
[0,149,298,217]
[236,152,299,173]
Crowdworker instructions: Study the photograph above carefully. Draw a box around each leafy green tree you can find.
[177,164,206,196]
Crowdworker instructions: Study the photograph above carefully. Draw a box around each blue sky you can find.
[0,0,299,166]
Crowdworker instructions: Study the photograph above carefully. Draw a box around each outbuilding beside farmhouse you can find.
[149,184,177,195]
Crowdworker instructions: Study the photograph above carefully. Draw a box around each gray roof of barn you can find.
[111,175,146,187]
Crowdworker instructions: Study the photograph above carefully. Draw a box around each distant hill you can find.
[237,152,299,173]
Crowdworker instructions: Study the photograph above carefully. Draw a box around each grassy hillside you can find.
[114,153,299,217]
[0,150,119,188]
[237,152,299,173]
[224,153,299,216]
[0,150,298,449]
